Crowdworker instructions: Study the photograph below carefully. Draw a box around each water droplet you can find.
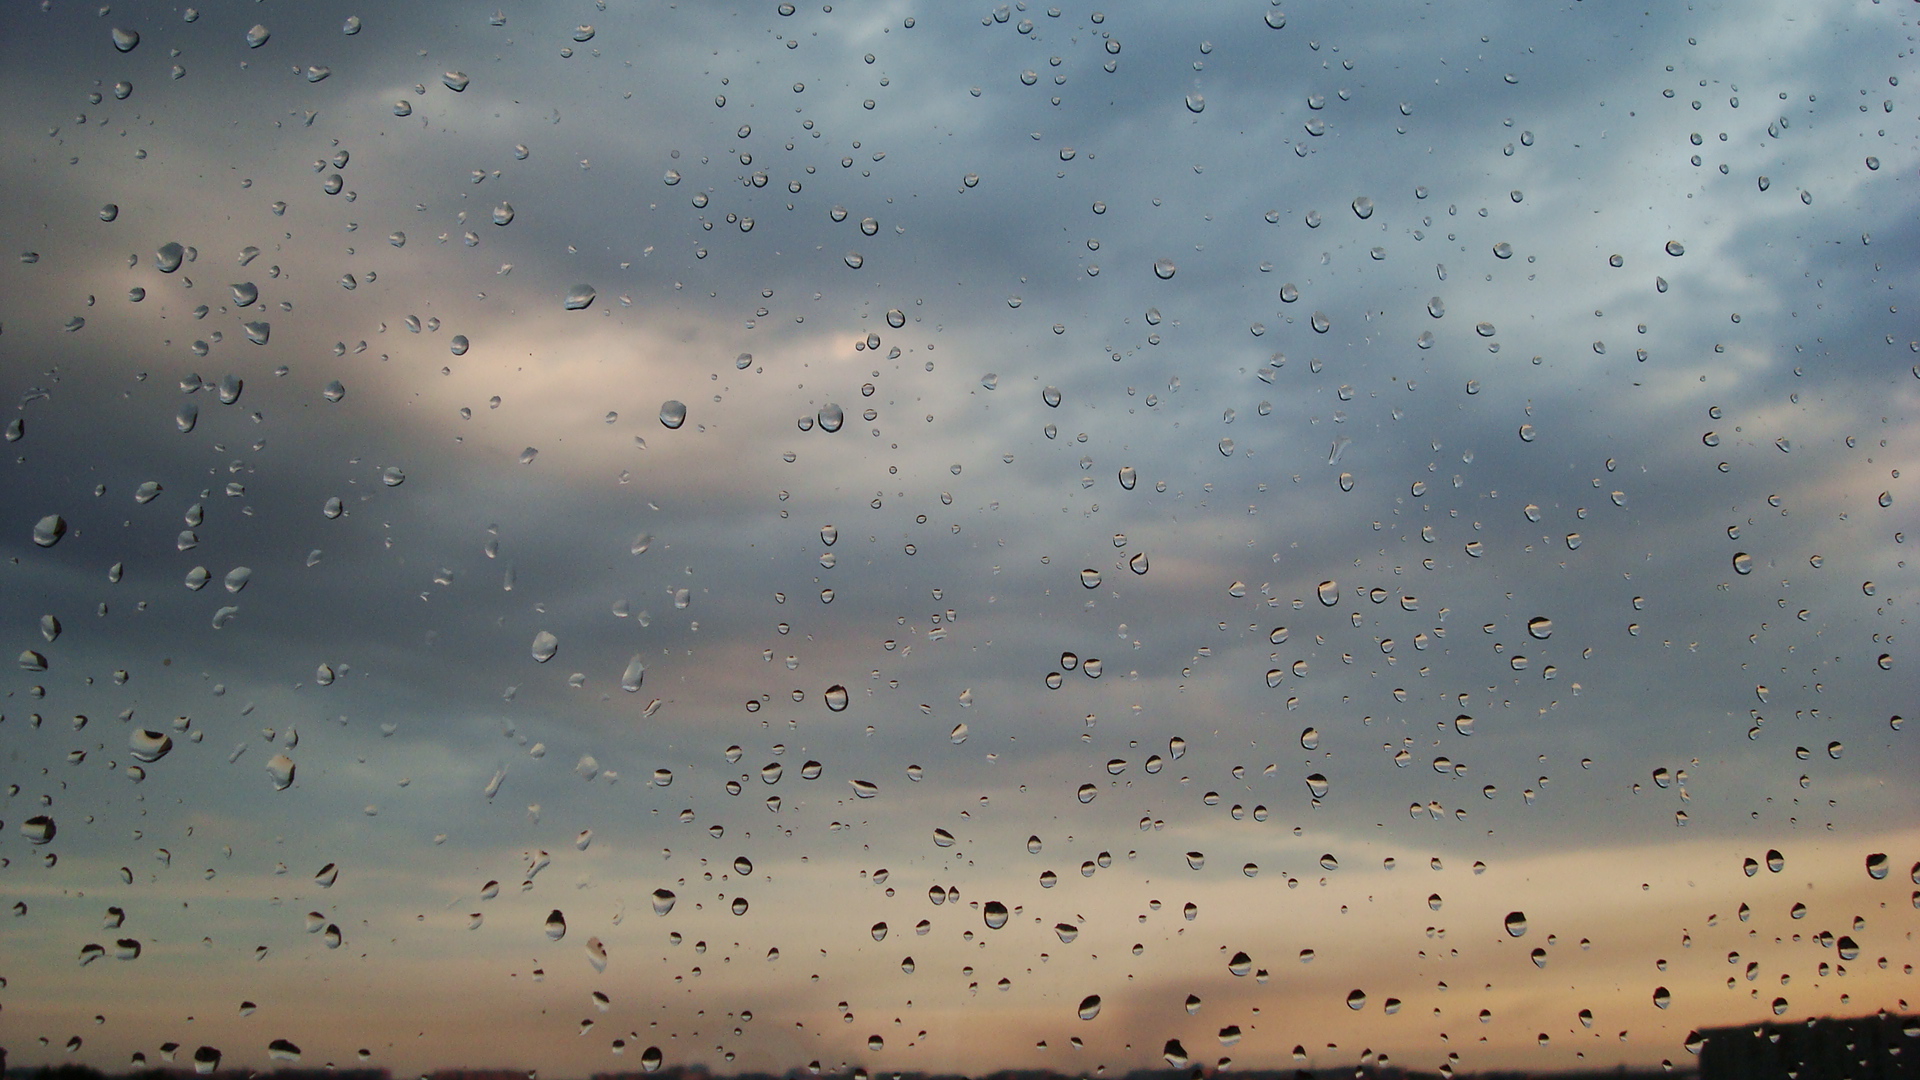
[982,901,1009,929]
[1352,196,1374,219]
[156,242,185,272]
[1346,989,1368,1010]
[1077,783,1097,803]
[1311,311,1331,333]
[1317,580,1339,606]
[265,753,295,791]
[341,16,362,34]
[1306,774,1329,798]
[1867,853,1889,880]
[1527,617,1552,639]
[658,400,687,429]
[1184,93,1205,113]
[380,467,405,487]
[1504,911,1528,937]
[1153,258,1177,280]
[1665,240,1685,257]
[442,71,470,92]
[1080,568,1101,588]
[1077,995,1101,1020]
[817,403,845,432]
[649,889,677,916]
[531,630,559,663]
[544,909,567,940]
[563,284,596,310]
[1653,987,1671,1009]
[850,779,878,798]
[1042,385,1061,407]
[1163,1041,1190,1068]
[1732,552,1753,575]
[32,515,66,547]
[825,685,849,711]
[111,27,140,52]
[844,252,865,269]
[21,816,55,844]
[621,656,647,692]
[640,1047,664,1073]
[1493,241,1513,259]
[243,321,270,345]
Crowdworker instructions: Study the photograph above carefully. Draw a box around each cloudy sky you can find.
[0,0,1914,1077]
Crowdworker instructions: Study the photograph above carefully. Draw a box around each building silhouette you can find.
[1698,1014,1918,1080]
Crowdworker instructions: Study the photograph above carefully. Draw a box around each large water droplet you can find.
[817,403,845,432]
[1077,995,1101,1020]
[531,630,559,663]
[1504,911,1528,937]
[265,753,295,791]
[130,730,173,762]
[111,27,140,52]
[658,400,687,429]
[32,514,66,547]
[1153,258,1177,279]
[544,910,567,940]
[563,284,595,310]
[825,684,849,711]
[982,901,1009,929]
[442,71,470,92]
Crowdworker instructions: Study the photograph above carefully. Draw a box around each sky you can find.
[0,0,1915,1077]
